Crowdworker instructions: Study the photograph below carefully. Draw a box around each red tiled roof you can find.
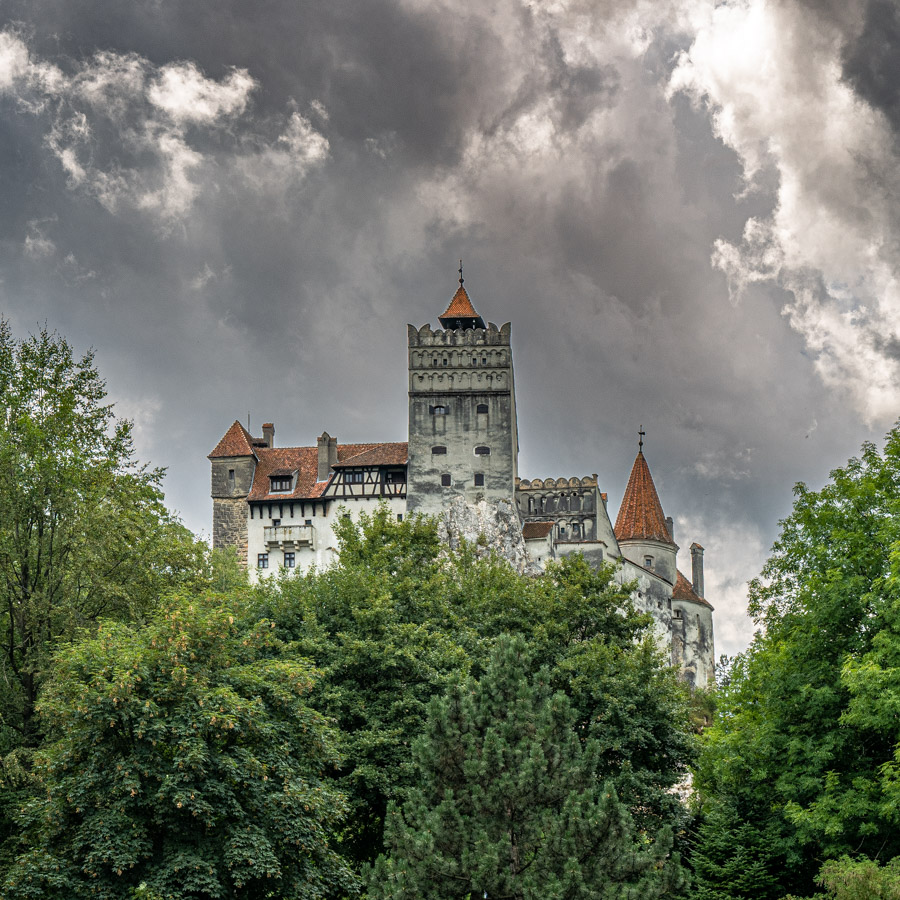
[673,569,714,609]
[209,420,256,458]
[523,521,554,539]
[247,442,409,501]
[614,451,673,544]
[332,444,409,468]
[441,285,479,320]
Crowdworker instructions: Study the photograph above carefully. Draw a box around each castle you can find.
[209,271,715,687]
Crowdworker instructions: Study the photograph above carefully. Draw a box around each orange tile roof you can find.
[247,442,409,501]
[673,570,714,609]
[209,420,256,458]
[523,521,554,539]
[614,451,673,544]
[332,444,408,468]
[441,284,479,320]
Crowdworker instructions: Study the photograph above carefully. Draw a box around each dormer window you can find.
[269,469,295,493]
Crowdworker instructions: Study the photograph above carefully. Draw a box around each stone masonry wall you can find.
[212,498,249,564]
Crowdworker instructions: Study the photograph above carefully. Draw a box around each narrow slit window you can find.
[474,473,485,486]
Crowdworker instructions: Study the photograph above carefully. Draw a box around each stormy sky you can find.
[1,0,899,656]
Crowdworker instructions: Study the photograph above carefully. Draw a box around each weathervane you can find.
[639,426,645,452]
[458,259,464,286]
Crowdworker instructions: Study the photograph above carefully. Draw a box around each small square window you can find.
[474,446,490,456]
[474,473,485,486]
[432,446,447,455]
[476,403,488,414]
[284,552,295,568]
[645,556,653,567]
[304,519,312,526]
[440,474,451,487]
[272,519,281,527]
[257,553,268,569]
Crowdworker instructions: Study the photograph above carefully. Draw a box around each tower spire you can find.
[639,426,645,452]
[439,262,485,330]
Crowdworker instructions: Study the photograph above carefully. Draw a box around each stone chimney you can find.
[262,423,275,448]
[666,516,674,543]
[691,542,705,598]
[317,431,338,482]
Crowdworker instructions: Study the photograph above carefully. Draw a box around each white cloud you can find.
[148,62,255,124]
[669,0,900,424]
[0,32,327,226]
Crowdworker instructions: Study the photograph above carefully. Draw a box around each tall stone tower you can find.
[406,268,518,515]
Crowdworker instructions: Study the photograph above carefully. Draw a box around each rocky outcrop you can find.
[437,496,538,575]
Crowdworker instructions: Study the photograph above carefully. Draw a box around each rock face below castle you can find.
[208,270,716,688]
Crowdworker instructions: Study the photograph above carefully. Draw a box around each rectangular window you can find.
[432,446,447,455]
[228,468,235,486]
[476,403,488,414]
[270,477,292,492]
[284,552,295,568]
[304,519,312,526]
[645,556,653,568]
[440,474,451,487]
[347,471,364,483]
[257,553,269,569]
[474,446,490,456]
[397,514,403,522]
[385,469,405,483]
[272,519,281,527]
[474,473,485,486]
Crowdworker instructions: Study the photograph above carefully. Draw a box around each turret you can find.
[208,420,259,564]
[613,432,678,585]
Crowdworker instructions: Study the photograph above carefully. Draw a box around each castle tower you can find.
[208,420,260,564]
[614,435,678,585]
[406,267,518,515]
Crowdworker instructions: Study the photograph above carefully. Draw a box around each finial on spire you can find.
[458,259,464,286]
[638,426,645,452]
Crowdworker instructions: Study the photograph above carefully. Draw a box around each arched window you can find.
[431,405,447,415]
[476,403,488,414]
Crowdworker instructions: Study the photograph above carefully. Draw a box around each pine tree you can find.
[368,635,685,900]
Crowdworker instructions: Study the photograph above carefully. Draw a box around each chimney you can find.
[262,423,275,448]
[317,431,338,482]
[666,516,674,543]
[691,542,705,598]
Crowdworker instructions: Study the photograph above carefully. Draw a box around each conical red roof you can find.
[614,451,673,544]
[208,420,255,458]
[441,284,479,320]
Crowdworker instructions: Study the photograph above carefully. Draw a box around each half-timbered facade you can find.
[209,270,715,687]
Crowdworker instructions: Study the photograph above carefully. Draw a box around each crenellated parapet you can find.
[407,322,511,347]
[517,475,597,490]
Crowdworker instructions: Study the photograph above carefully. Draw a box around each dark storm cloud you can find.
[0,0,895,655]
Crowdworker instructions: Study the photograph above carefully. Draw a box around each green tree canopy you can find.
[690,425,900,899]
[0,322,207,747]
[368,635,686,900]
[3,593,356,900]
[259,505,694,869]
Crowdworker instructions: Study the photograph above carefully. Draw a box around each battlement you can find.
[408,322,511,347]
[517,475,598,490]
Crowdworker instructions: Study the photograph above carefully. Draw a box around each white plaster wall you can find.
[248,495,407,581]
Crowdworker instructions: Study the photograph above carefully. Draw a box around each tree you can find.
[690,425,900,898]
[368,635,686,900]
[0,322,205,746]
[259,506,695,872]
[3,593,357,900]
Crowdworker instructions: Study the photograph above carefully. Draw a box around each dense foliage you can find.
[691,425,900,899]
[3,594,356,900]
[259,506,696,868]
[368,635,686,899]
